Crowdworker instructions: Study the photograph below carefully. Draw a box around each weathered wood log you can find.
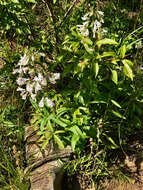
[24,126,72,190]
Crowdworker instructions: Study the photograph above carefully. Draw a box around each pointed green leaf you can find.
[71,134,79,151]
[27,0,36,3]
[105,136,119,149]
[111,99,121,108]
[40,118,47,131]
[12,0,19,3]
[94,62,99,78]
[101,52,117,57]
[120,45,126,58]
[123,63,133,80]
[111,70,118,84]
[47,120,54,132]
[122,59,133,67]
[96,38,118,46]
[83,37,93,45]
[111,110,126,119]
[54,135,64,149]
[42,139,50,149]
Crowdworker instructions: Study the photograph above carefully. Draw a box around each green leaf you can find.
[111,70,118,84]
[27,0,36,3]
[54,135,64,149]
[101,52,117,57]
[53,0,56,3]
[111,99,121,108]
[82,37,93,45]
[94,62,99,78]
[52,117,67,127]
[120,45,126,58]
[111,110,126,119]
[40,118,47,131]
[55,130,65,134]
[122,59,133,67]
[42,139,50,149]
[123,63,133,80]
[71,134,79,151]
[105,136,119,149]
[96,38,118,46]
[12,0,19,3]
[47,120,54,132]
[84,44,93,54]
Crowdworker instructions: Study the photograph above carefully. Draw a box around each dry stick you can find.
[58,0,79,28]
[41,0,59,54]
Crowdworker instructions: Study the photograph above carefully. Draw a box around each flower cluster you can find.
[13,54,60,108]
[77,13,89,37]
[13,55,47,100]
[93,11,107,38]
[77,10,107,38]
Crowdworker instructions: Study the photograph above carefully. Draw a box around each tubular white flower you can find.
[35,82,42,93]
[77,22,89,37]
[39,97,44,108]
[48,72,60,84]
[98,11,104,16]
[18,55,29,66]
[81,13,89,21]
[16,77,28,86]
[41,78,47,86]
[45,97,54,108]
[53,73,60,80]
[20,91,27,100]
[31,93,36,100]
[17,87,25,92]
[26,82,34,93]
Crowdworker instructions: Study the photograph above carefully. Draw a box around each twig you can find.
[58,0,79,28]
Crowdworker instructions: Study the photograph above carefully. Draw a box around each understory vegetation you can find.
[0,0,143,189]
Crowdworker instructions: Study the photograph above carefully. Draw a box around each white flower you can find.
[16,77,28,86]
[100,18,104,23]
[31,55,35,62]
[94,20,101,30]
[41,78,47,86]
[53,73,60,80]
[102,29,107,33]
[82,21,89,26]
[39,97,44,108]
[18,55,29,66]
[93,20,102,38]
[26,82,34,93]
[22,67,28,74]
[97,11,104,16]
[77,23,89,37]
[82,29,89,37]
[13,67,28,74]
[20,91,28,100]
[31,93,36,100]
[81,13,89,21]
[45,97,54,108]
[17,87,25,92]
[13,68,20,74]
[29,69,35,77]
[48,73,60,84]
[34,73,44,83]
[39,53,46,57]
[35,82,42,93]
